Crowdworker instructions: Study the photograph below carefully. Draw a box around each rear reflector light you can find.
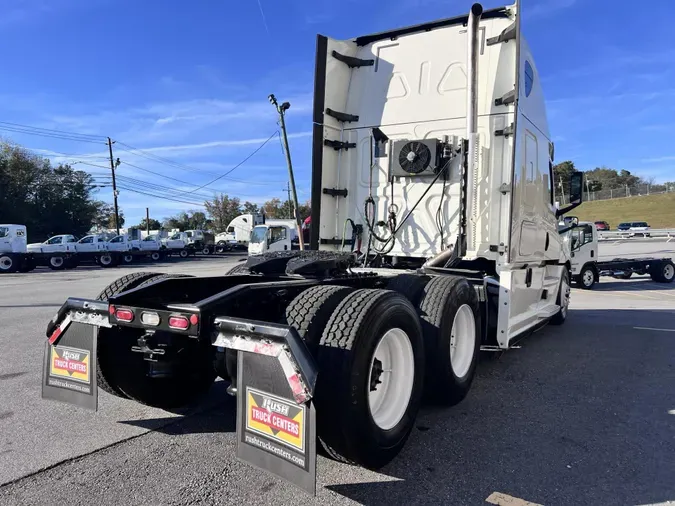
[141,312,160,326]
[168,316,189,330]
[109,305,116,315]
[115,308,134,322]
[189,314,199,326]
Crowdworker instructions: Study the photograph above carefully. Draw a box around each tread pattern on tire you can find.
[225,262,249,275]
[285,285,353,350]
[134,272,192,289]
[94,271,163,397]
[418,275,480,405]
[316,288,422,466]
[385,273,431,306]
[317,289,385,464]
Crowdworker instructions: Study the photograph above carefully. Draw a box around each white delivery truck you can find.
[248,219,299,255]
[42,1,587,495]
[216,214,265,250]
[560,219,674,289]
[106,229,163,264]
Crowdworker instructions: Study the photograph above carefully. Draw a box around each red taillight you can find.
[189,314,199,326]
[109,305,116,315]
[115,308,134,322]
[168,315,189,330]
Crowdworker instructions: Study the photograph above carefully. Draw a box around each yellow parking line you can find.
[486,492,543,506]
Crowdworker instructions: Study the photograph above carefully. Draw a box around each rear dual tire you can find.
[651,260,675,283]
[95,272,216,408]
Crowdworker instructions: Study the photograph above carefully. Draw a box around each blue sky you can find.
[1,0,673,226]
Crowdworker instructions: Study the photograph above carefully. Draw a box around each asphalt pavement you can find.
[0,248,674,506]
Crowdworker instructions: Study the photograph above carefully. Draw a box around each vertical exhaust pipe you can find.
[467,3,483,142]
[424,3,483,269]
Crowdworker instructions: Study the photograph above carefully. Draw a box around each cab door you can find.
[266,226,291,252]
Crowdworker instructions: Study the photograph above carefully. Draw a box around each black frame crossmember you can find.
[331,50,374,68]
[325,108,359,123]
[323,139,356,151]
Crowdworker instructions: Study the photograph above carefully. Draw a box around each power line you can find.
[115,184,206,207]
[115,140,283,186]
[0,121,106,144]
[184,131,279,194]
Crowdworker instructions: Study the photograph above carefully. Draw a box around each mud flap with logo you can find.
[236,351,316,496]
[41,322,98,411]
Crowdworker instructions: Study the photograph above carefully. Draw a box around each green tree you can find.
[262,197,311,221]
[0,140,103,241]
[91,202,125,230]
[137,218,162,230]
[204,194,242,231]
[163,210,212,231]
[242,201,260,214]
[552,161,576,195]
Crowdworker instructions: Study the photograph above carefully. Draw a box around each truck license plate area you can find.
[236,351,316,496]
[41,321,98,412]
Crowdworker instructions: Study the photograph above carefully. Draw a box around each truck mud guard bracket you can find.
[46,298,112,345]
[325,108,359,123]
[331,50,374,68]
[213,316,318,404]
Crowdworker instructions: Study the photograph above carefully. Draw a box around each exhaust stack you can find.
[424,3,483,269]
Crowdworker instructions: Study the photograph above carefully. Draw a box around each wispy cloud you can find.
[642,155,675,163]
[522,0,577,19]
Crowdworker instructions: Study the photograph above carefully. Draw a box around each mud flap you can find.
[236,352,316,495]
[214,316,318,496]
[41,321,98,411]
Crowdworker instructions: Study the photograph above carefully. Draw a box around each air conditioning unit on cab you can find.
[389,139,440,178]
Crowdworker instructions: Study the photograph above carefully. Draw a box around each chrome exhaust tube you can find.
[424,3,483,269]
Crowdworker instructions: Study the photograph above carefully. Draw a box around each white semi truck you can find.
[42,1,585,494]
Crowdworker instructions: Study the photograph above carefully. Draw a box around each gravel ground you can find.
[0,250,674,505]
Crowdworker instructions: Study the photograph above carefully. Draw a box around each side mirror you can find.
[556,171,584,218]
[569,171,583,205]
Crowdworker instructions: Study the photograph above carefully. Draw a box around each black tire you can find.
[150,251,161,261]
[225,262,249,275]
[314,288,425,469]
[121,253,134,264]
[98,254,114,268]
[96,272,215,408]
[285,285,354,354]
[550,269,571,326]
[385,273,431,306]
[95,271,164,397]
[48,255,66,270]
[179,249,189,258]
[417,275,481,406]
[0,253,18,273]
[650,260,675,283]
[577,264,596,289]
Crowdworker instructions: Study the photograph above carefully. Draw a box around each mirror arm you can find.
[555,201,581,218]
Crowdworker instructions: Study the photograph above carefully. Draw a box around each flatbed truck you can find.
[563,220,674,289]
[40,1,586,494]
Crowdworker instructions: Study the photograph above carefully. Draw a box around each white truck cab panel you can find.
[0,224,28,254]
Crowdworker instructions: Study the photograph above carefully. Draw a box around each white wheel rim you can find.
[664,264,674,280]
[100,255,111,265]
[124,255,132,262]
[560,277,570,318]
[52,257,63,267]
[152,253,159,260]
[583,270,594,286]
[0,256,12,270]
[367,328,415,431]
[450,304,476,379]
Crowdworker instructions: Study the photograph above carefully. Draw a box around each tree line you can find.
[3,139,673,241]
[553,161,675,195]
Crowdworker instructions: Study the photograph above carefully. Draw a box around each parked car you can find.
[594,221,610,231]
[617,221,651,237]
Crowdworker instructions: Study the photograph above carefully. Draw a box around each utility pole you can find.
[284,181,292,219]
[146,208,150,234]
[585,176,591,201]
[269,93,305,250]
[107,137,121,235]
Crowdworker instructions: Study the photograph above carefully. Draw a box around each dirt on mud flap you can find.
[213,316,318,496]
[41,299,111,411]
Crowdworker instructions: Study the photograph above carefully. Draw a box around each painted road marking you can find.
[634,327,675,333]
[485,492,543,506]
